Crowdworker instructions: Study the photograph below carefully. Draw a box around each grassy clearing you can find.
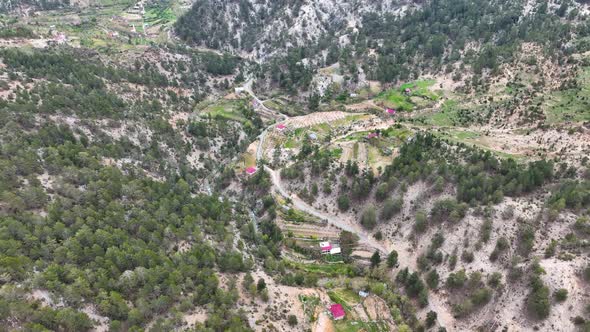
[284,137,298,149]
[201,100,247,122]
[544,66,590,123]
[424,99,459,126]
[378,89,414,111]
[378,79,439,111]
[328,288,360,307]
[401,79,439,100]
[263,100,281,110]
[144,6,176,26]
[331,114,370,128]
[264,97,303,116]
[99,0,134,5]
[433,129,522,161]
[342,131,370,141]
[435,129,481,143]
[299,295,320,322]
[330,147,343,158]
[281,208,321,223]
[353,142,359,159]
[242,151,256,168]
[367,145,379,165]
[334,320,389,332]
[287,261,356,277]
[381,126,413,142]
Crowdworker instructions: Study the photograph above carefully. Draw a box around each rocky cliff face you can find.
[175,0,420,60]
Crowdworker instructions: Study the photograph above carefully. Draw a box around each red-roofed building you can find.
[386,108,396,115]
[329,304,345,320]
[245,167,257,175]
[367,132,379,139]
[319,241,332,254]
[276,123,287,131]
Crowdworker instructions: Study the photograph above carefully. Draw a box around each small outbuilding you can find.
[329,304,345,320]
[367,132,379,139]
[319,241,332,253]
[329,247,341,255]
[245,167,257,175]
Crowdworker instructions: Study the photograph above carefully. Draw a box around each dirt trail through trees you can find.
[249,86,456,329]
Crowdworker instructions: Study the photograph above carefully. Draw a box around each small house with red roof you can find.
[276,123,287,132]
[329,304,345,320]
[319,241,332,254]
[245,167,257,176]
[367,132,379,139]
[386,108,396,115]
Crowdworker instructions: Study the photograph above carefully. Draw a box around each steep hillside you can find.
[0,0,70,13]
[1,0,590,331]
[175,0,417,59]
[176,0,590,101]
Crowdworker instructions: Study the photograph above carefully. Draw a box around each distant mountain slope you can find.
[175,0,590,93]
[0,0,70,13]
[175,0,419,60]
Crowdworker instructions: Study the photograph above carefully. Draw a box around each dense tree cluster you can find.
[1,48,169,90]
[383,134,553,206]
[176,0,590,95]
[0,0,69,12]
[361,0,588,82]
[445,270,493,317]
[527,261,551,319]
[0,46,266,330]
[548,180,590,212]
[0,114,257,330]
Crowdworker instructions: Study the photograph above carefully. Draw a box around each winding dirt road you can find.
[247,87,456,329]
[265,165,388,254]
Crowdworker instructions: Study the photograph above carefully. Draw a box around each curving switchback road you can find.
[245,85,456,329]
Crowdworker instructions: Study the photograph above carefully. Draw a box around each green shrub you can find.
[414,210,428,233]
[337,195,350,211]
[518,224,536,256]
[447,270,467,289]
[488,272,502,288]
[387,250,399,268]
[554,288,568,302]
[426,269,440,289]
[380,197,403,221]
[528,284,550,319]
[360,205,377,230]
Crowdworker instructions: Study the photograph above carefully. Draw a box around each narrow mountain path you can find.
[266,164,456,328]
[247,87,456,330]
[264,165,388,254]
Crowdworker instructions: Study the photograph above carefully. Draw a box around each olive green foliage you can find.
[361,0,586,82]
[447,271,493,317]
[554,288,568,302]
[0,48,262,330]
[382,134,553,207]
[397,268,428,308]
[548,180,590,212]
[360,205,377,230]
[380,197,403,221]
[527,262,551,320]
[387,250,398,268]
